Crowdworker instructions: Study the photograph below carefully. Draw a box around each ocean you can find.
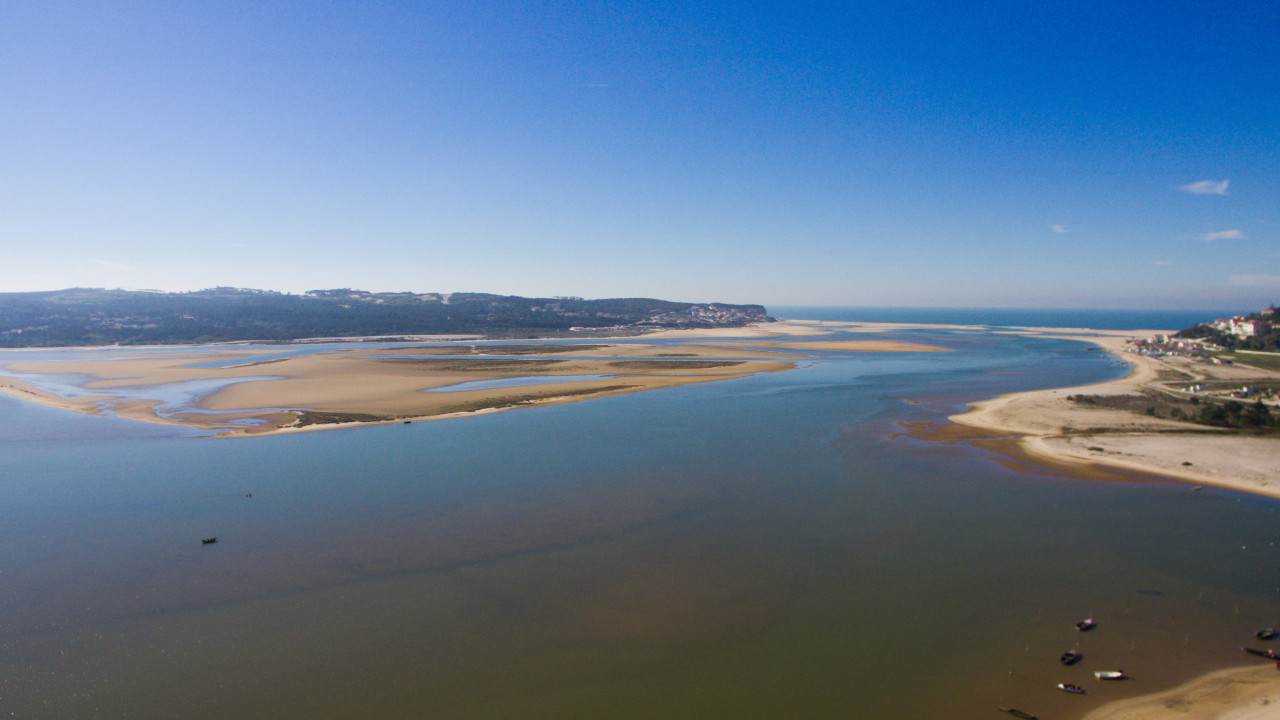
[768,306,1246,330]
[1,314,1276,719]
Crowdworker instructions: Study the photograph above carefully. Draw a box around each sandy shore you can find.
[947,328,1280,500]
[1081,665,1280,720]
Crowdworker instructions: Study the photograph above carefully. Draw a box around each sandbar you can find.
[0,342,795,437]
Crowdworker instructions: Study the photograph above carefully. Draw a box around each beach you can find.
[946,328,1280,500]
[1081,665,1280,720]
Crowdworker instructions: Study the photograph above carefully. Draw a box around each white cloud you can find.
[1051,225,1068,234]
[1152,260,1172,266]
[1180,179,1229,195]
[1230,274,1280,286]
[1202,229,1244,241]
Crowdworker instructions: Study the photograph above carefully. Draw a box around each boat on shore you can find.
[1094,670,1125,680]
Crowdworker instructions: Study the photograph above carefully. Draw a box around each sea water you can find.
[0,319,1277,719]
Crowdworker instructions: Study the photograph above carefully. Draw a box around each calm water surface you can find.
[1,326,1277,719]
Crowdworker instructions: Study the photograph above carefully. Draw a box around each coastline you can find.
[945,328,1280,501]
[1080,665,1280,720]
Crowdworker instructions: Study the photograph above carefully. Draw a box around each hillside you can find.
[1175,307,1279,351]
[0,288,772,347]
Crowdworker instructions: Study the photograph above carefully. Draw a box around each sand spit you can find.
[1080,665,1280,720]
[948,329,1280,500]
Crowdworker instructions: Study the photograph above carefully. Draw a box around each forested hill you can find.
[0,288,773,347]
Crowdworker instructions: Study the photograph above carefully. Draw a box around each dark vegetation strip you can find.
[1069,392,1279,432]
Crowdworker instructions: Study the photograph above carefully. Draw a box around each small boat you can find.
[201,537,218,545]
[1057,683,1086,694]
[1243,647,1280,660]
[1094,670,1125,680]
[999,707,1038,720]
[1060,649,1081,665]
[1258,627,1278,640]
[1076,618,1096,632]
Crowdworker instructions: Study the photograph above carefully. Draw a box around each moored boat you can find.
[1075,618,1096,631]
[1258,627,1278,640]
[999,707,1038,720]
[1059,649,1081,665]
[1094,670,1125,680]
[1057,682,1085,694]
[1243,647,1280,660]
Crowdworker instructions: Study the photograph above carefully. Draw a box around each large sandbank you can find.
[0,342,795,436]
[1081,665,1280,720]
[0,324,956,437]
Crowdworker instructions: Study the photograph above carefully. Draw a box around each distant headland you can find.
[0,287,773,348]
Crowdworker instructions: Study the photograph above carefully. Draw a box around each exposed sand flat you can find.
[732,339,952,353]
[0,343,793,437]
[949,329,1280,500]
[1081,665,1280,720]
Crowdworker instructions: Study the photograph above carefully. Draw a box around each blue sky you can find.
[2,1,1277,308]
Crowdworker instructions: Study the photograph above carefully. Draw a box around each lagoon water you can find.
[1,315,1277,719]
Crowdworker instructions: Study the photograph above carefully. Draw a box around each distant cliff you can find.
[0,288,773,347]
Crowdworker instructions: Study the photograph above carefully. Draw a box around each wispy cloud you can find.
[1230,274,1280,286]
[1152,260,1172,266]
[1181,179,1229,195]
[1050,225,1068,234]
[1202,229,1244,241]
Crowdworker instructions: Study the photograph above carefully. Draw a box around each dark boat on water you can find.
[1243,647,1280,660]
[1075,618,1096,631]
[1258,627,1278,640]
[999,707,1038,720]
[201,537,218,545]
[1060,649,1081,665]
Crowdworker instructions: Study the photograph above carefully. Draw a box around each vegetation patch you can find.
[1068,392,1278,432]
[293,411,394,427]
[430,385,637,414]
[377,358,566,372]
[607,360,744,370]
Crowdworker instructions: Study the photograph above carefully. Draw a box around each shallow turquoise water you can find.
[0,328,1276,719]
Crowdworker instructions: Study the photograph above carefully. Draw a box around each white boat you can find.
[1094,670,1125,680]
[1057,682,1086,694]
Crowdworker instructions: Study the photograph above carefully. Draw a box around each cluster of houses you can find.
[1126,335,1215,358]
[1210,308,1275,337]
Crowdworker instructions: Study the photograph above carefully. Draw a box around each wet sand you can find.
[1081,665,1280,720]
